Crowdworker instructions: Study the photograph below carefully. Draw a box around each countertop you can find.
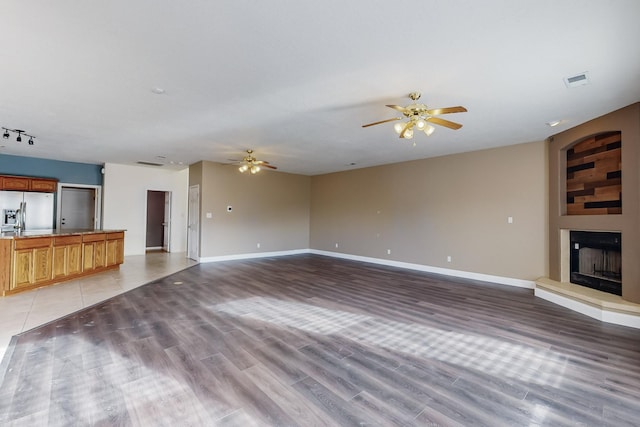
[0,229,125,239]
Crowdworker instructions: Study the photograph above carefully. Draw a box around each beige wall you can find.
[310,141,548,281]
[191,161,310,258]
[548,103,640,303]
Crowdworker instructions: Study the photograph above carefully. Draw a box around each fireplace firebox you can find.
[570,231,622,295]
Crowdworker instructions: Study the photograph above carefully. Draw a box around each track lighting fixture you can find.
[1,127,35,145]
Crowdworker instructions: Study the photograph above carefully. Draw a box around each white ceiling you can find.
[1,0,639,175]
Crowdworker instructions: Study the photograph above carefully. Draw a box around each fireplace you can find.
[570,231,622,295]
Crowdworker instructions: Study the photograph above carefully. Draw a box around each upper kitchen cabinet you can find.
[30,178,58,192]
[0,176,30,191]
[0,175,58,192]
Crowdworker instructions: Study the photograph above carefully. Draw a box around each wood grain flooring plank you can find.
[83,365,133,427]
[5,324,56,422]
[341,332,522,426]
[242,337,310,385]
[349,390,420,427]
[163,345,239,421]
[200,353,299,426]
[244,364,336,426]
[214,409,265,427]
[298,342,424,418]
[1,254,640,426]
[291,376,380,427]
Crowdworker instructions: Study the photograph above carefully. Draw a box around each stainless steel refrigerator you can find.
[0,190,55,232]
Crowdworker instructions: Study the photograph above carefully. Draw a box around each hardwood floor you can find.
[1,254,639,426]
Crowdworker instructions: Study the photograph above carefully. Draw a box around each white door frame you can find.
[56,183,102,230]
[187,184,200,261]
[163,191,172,252]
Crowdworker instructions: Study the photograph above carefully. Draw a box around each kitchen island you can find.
[0,229,125,296]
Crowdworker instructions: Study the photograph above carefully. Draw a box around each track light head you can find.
[2,129,8,139]
[16,133,22,143]
[28,137,34,145]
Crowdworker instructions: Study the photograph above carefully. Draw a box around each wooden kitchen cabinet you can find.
[1,230,125,296]
[52,235,82,279]
[1,176,30,191]
[30,178,58,192]
[12,237,52,290]
[106,232,124,266]
[82,233,106,271]
[0,175,58,192]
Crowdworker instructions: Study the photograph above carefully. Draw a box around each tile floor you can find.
[0,252,197,361]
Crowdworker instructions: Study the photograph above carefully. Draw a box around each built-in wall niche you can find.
[570,230,621,295]
[566,131,621,215]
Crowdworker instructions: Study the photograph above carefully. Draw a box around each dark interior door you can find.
[146,190,165,249]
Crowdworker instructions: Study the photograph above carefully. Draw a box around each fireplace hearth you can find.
[570,231,622,295]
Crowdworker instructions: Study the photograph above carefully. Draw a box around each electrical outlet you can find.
[335,243,339,248]
[257,243,260,248]
[387,249,391,255]
[447,256,452,263]
[206,212,212,219]
[508,216,513,224]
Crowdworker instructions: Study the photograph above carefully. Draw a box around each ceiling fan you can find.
[230,149,277,174]
[362,92,467,141]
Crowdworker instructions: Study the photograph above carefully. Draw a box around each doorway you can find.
[57,185,101,230]
[146,190,171,252]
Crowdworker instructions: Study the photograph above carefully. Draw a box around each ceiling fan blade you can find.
[386,104,407,113]
[261,164,277,169]
[254,160,270,165]
[362,117,401,128]
[427,116,463,130]
[426,106,467,115]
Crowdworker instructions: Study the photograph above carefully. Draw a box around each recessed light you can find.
[546,120,561,127]
[151,87,166,95]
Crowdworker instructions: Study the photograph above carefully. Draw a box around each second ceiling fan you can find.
[231,149,277,174]
[362,92,467,140]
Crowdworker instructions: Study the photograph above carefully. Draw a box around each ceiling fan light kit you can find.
[363,92,466,145]
[234,149,277,175]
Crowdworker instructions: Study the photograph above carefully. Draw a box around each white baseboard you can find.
[200,248,534,289]
[308,249,535,289]
[199,249,309,263]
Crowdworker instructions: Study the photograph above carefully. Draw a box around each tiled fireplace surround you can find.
[535,103,640,328]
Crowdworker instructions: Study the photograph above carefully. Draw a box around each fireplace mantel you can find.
[546,103,640,307]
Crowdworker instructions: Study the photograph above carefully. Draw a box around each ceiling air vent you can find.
[564,72,590,88]
[137,161,164,166]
